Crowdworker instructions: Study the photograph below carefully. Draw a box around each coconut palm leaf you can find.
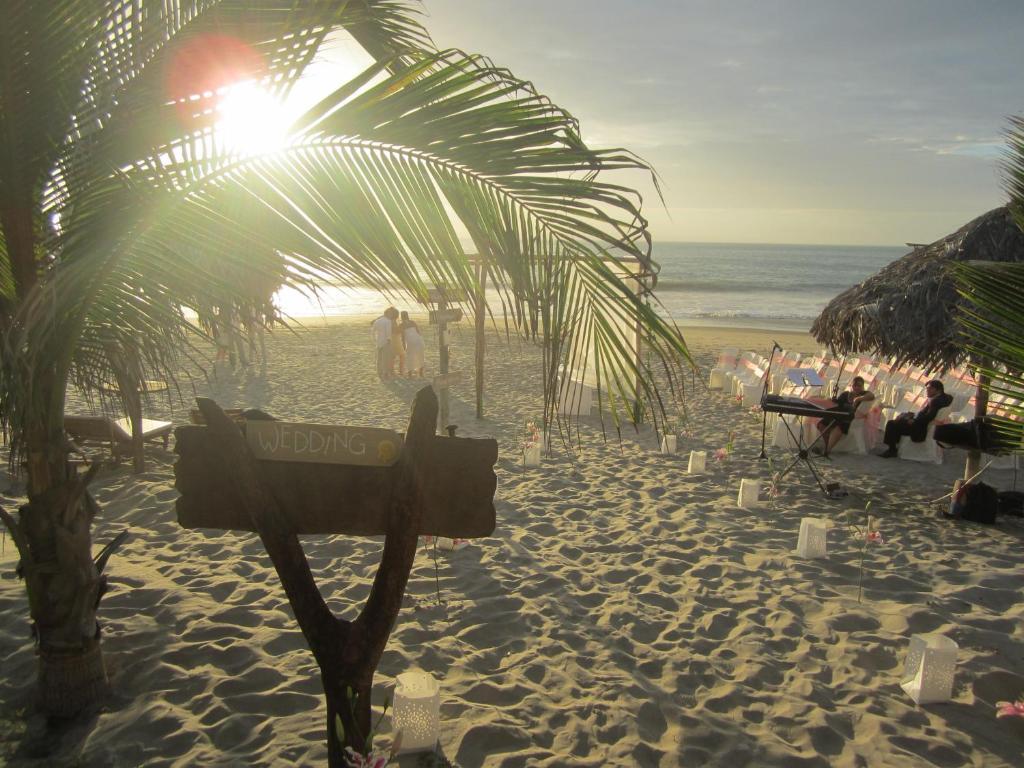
[952,114,1024,444]
[1006,115,1024,226]
[954,261,1024,434]
[10,48,691,449]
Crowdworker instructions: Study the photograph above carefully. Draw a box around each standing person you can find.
[814,375,874,457]
[387,307,403,378]
[400,310,426,378]
[879,379,953,457]
[370,307,394,381]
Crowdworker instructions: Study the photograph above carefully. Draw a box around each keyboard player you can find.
[815,376,874,457]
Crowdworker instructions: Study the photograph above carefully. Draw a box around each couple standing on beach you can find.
[370,307,426,381]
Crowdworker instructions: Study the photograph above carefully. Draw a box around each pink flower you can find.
[866,530,883,544]
[713,448,729,462]
[344,748,388,768]
[996,699,1024,718]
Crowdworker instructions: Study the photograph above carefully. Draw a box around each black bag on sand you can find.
[960,482,999,524]
[998,491,1024,518]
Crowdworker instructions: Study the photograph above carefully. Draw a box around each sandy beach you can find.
[2,318,1023,767]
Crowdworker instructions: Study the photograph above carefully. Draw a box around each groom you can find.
[879,379,953,458]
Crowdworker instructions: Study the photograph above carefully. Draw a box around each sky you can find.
[410,0,1024,246]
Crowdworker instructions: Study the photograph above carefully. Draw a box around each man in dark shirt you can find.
[880,379,954,458]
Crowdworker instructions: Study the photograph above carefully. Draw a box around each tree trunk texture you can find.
[195,386,438,767]
[475,262,485,419]
[7,455,110,717]
[4,163,112,718]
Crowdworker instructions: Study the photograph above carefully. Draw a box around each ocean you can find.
[275,241,906,333]
[650,241,905,332]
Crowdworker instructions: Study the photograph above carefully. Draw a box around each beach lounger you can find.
[64,415,173,461]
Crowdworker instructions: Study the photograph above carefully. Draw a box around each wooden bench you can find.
[189,408,246,425]
[64,415,173,462]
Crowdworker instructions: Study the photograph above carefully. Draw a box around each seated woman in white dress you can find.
[400,311,426,378]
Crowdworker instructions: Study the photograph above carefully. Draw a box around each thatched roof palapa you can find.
[811,206,1024,372]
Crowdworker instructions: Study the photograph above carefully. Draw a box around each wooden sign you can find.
[422,287,468,304]
[175,426,497,537]
[246,421,402,466]
[428,308,463,325]
[432,371,465,390]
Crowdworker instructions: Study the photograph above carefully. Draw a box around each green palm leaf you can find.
[12,47,690,445]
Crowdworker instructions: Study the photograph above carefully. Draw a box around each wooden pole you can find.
[438,297,450,432]
[964,372,990,480]
[475,262,486,419]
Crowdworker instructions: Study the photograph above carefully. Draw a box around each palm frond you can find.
[8,47,689,446]
[1003,115,1024,229]
[954,261,1024,439]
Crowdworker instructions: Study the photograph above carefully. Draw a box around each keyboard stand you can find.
[773,413,831,496]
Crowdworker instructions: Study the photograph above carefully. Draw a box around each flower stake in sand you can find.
[713,431,736,464]
[687,450,707,474]
[737,478,760,508]
[901,633,958,705]
[522,418,542,467]
[392,671,440,754]
[794,517,828,558]
[996,698,1024,718]
[846,503,885,602]
[334,688,397,768]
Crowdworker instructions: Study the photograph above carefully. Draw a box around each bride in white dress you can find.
[400,311,426,377]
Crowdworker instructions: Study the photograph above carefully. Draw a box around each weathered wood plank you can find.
[174,425,497,537]
[245,421,403,466]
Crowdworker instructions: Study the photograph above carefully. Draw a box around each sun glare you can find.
[215,82,292,155]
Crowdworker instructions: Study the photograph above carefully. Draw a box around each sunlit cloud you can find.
[870,134,1005,158]
[420,0,1024,244]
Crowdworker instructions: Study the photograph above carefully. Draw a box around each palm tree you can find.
[953,116,1024,447]
[0,0,690,728]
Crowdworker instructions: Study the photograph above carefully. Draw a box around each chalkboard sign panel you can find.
[246,421,402,466]
[175,426,497,537]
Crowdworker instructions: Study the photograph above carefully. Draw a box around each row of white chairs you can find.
[711,346,1022,468]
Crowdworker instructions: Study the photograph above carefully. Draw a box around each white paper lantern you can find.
[709,368,726,390]
[660,434,677,454]
[794,517,828,558]
[433,537,469,552]
[393,671,440,753]
[737,478,760,508]
[687,450,706,474]
[523,442,541,467]
[901,633,957,704]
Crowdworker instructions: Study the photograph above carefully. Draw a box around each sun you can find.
[215,81,293,155]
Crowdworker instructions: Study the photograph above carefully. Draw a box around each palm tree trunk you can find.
[18,402,109,717]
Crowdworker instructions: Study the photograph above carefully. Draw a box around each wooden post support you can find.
[475,261,485,419]
[964,371,990,480]
[175,390,495,766]
[437,295,450,432]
